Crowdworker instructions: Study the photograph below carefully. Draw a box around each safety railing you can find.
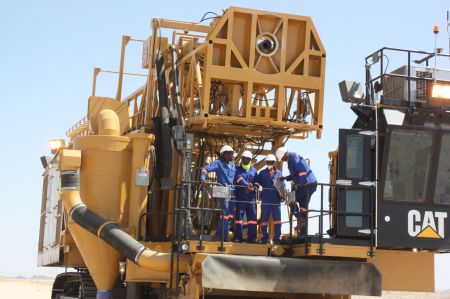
[291,182,375,257]
[66,116,89,138]
[138,180,375,295]
[140,180,375,254]
[365,47,450,107]
[138,181,374,251]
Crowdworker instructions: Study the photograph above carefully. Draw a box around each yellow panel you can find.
[232,12,252,65]
[125,261,169,283]
[59,149,81,171]
[63,246,85,267]
[286,19,306,68]
[292,243,371,259]
[369,249,434,292]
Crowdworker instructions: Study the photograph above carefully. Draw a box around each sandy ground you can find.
[354,291,450,299]
[0,277,53,299]
[0,277,449,299]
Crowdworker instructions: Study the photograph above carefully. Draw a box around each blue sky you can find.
[1,0,450,291]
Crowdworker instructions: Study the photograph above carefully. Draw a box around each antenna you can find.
[434,25,439,82]
[447,11,450,63]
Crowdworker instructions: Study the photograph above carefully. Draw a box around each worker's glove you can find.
[200,180,206,186]
[247,183,255,192]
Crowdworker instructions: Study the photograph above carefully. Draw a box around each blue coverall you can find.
[286,152,317,221]
[255,167,285,244]
[234,165,258,242]
[200,158,236,240]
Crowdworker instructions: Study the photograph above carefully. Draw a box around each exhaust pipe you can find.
[60,171,188,273]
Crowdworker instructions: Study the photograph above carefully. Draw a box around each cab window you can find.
[383,129,433,203]
[346,135,364,179]
[434,134,450,205]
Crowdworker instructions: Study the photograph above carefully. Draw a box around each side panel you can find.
[38,165,63,266]
[378,203,450,249]
[378,126,450,249]
[369,249,434,292]
[201,254,381,296]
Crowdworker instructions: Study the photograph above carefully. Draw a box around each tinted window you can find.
[434,134,450,205]
[383,129,433,203]
[346,135,364,179]
[345,190,363,228]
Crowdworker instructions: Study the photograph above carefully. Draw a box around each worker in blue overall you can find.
[200,145,236,241]
[233,150,258,243]
[276,147,317,233]
[255,154,285,244]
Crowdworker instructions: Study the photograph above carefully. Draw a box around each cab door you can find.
[377,126,450,250]
[336,129,374,238]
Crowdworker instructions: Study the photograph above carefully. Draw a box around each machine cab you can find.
[378,124,450,250]
[336,47,450,251]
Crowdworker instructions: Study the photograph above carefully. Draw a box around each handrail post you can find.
[199,185,206,250]
[92,67,101,97]
[407,50,411,107]
[289,206,293,256]
[116,35,131,101]
[220,208,225,251]
[319,184,324,255]
[369,188,375,257]
[304,186,309,255]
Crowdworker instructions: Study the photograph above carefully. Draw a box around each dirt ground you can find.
[0,277,449,299]
[354,292,450,299]
[0,277,53,299]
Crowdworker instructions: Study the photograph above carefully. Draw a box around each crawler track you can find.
[51,269,126,299]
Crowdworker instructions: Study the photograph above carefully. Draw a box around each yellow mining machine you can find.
[38,6,450,299]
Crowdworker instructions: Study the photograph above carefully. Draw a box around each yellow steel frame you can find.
[63,7,327,243]
[69,6,326,142]
[49,7,437,297]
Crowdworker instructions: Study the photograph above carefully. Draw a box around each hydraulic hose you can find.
[155,53,173,181]
[60,171,188,273]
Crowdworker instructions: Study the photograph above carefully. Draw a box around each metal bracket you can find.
[212,185,231,199]
[359,181,376,187]
[316,248,325,254]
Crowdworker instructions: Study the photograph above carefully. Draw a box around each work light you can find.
[49,139,65,154]
[431,83,450,100]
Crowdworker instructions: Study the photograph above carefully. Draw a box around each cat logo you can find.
[408,210,447,238]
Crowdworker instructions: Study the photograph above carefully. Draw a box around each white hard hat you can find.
[275,147,288,161]
[220,145,234,154]
[241,150,253,158]
[265,154,276,162]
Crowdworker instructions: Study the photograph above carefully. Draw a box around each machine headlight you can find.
[431,83,450,100]
[180,242,190,252]
[49,139,65,154]
[119,262,126,275]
